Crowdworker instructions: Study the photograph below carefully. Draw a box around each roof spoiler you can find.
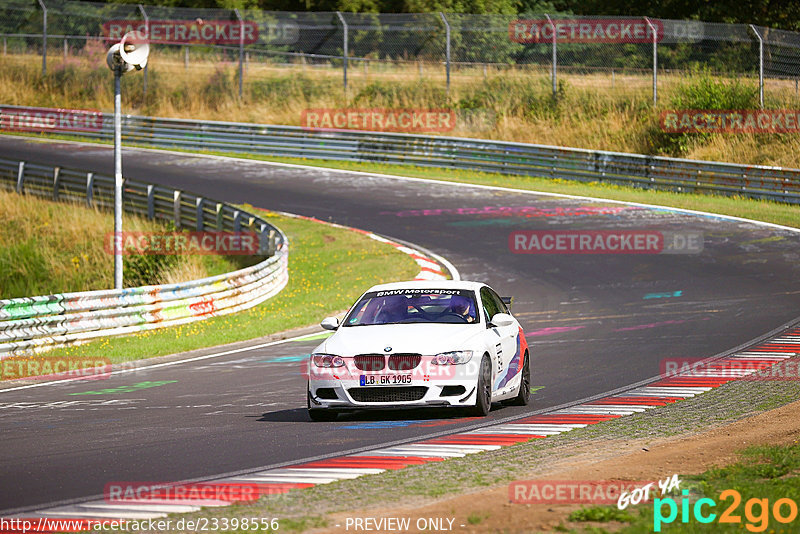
[501,296,513,310]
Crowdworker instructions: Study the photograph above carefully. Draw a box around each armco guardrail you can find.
[2,105,798,204]
[0,156,288,357]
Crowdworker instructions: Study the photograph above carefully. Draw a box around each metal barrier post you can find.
[37,0,47,76]
[16,162,25,193]
[545,14,556,97]
[439,12,450,93]
[86,172,94,207]
[52,166,60,201]
[645,17,658,105]
[173,190,182,228]
[138,4,149,97]
[235,8,244,100]
[63,38,67,64]
[195,197,204,231]
[336,12,348,95]
[146,184,155,219]
[750,24,764,108]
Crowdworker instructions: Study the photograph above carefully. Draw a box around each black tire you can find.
[307,387,338,421]
[509,351,531,406]
[468,355,492,416]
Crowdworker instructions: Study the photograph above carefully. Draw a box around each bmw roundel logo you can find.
[384,346,392,352]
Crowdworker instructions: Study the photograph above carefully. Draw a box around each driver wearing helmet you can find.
[376,295,408,324]
[449,295,476,323]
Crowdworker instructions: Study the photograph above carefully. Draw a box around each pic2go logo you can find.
[654,489,799,532]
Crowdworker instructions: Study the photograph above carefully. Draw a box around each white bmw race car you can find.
[306,280,530,421]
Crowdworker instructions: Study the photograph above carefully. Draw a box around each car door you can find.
[481,287,520,394]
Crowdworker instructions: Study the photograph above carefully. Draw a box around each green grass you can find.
[39,210,419,364]
[566,441,800,533]
[569,506,634,523]
[0,189,247,299]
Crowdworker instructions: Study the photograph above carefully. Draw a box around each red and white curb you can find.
[12,328,798,529]
[268,210,455,282]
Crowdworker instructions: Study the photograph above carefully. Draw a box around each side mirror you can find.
[320,317,340,330]
[490,313,515,328]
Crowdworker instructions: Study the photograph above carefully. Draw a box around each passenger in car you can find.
[449,295,476,323]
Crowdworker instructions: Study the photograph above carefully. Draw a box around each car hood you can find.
[315,323,484,356]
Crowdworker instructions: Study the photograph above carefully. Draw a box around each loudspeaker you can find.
[119,31,149,71]
[106,31,149,73]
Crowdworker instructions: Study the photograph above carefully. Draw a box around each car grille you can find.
[354,354,385,371]
[348,386,428,403]
[388,354,421,371]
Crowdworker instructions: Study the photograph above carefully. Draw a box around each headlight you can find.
[432,350,473,365]
[312,353,345,368]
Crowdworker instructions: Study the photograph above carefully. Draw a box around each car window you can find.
[343,289,479,326]
[487,287,509,314]
[480,287,501,324]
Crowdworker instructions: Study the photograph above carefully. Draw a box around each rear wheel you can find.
[307,388,338,422]
[509,351,531,406]
[468,355,492,416]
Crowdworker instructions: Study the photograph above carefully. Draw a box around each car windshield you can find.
[343,289,479,326]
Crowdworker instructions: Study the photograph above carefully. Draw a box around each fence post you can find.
[750,24,764,108]
[184,46,188,70]
[336,11,348,95]
[37,0,47,76]
[138,4,149,97]
[439,12,451,93]
[235,8,244,100]
[644,17,658,105]
[545,14,556,97]
[62,38,67,64]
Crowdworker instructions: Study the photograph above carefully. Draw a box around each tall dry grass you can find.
[2,48,800,167]
[0,190,241,299]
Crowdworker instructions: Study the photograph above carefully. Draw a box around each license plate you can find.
[359,374,412,386]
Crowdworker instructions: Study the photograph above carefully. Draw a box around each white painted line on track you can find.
[0,330,328,394]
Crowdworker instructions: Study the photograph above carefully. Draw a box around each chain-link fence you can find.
[2,1,800,105]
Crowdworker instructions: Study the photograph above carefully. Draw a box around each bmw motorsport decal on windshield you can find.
[344,289,479,326]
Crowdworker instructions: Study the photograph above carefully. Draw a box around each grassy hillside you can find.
[0,190,250,299]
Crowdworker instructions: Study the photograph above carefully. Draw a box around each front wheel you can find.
[468,355,492,416]
[509,351,531,406]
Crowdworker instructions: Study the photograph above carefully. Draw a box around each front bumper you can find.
[307,356,480,410]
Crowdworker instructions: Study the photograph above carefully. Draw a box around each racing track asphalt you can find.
[1,136,799,513]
